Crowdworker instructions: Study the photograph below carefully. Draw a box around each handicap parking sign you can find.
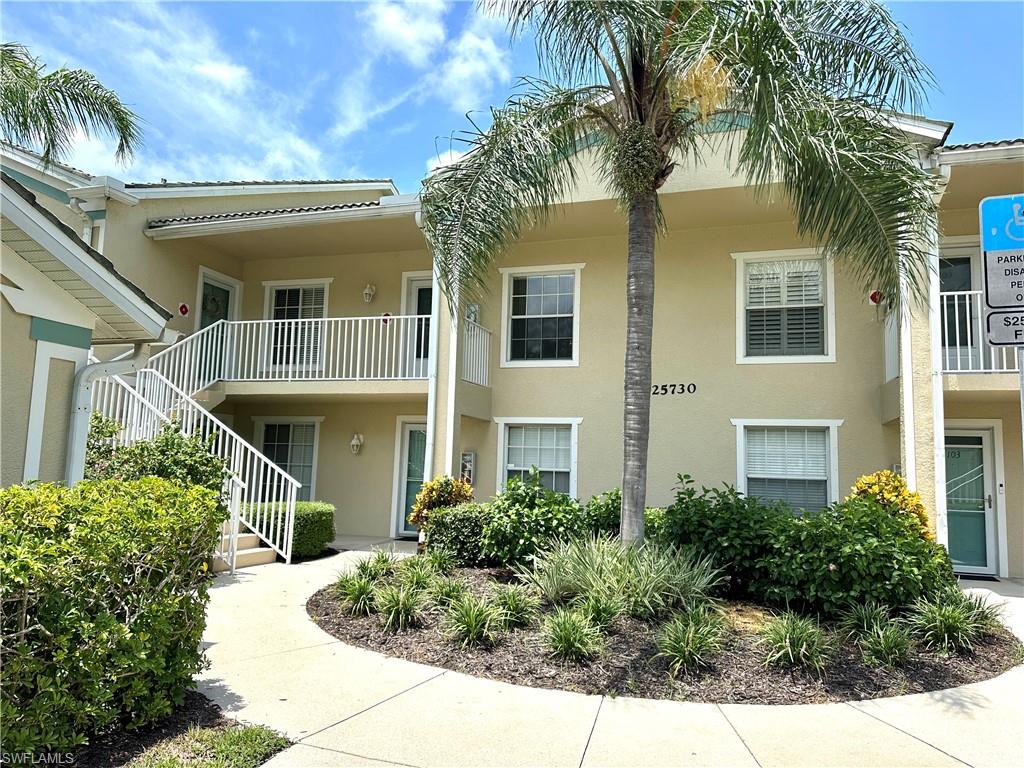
[980,193,1024,346]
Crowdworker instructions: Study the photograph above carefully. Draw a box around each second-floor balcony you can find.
[149,314,433,397]
[940,291,1019,374]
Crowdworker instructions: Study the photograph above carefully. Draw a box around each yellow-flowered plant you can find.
[408,474,474,527]
[847,470,933,540]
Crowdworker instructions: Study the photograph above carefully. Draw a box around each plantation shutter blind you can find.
[745,260,825,357]
[271,285,326,366]
[745,426,829,511]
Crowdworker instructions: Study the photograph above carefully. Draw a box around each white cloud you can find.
[431,9,512,113]
[193,61,249,91]
[331,61,417,140]
[362,0,448,68]
[425,147,467,173]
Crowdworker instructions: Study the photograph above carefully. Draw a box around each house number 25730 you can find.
[651,383,697,396]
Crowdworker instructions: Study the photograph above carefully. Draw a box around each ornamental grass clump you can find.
[542,608,604,662]
[760,613,833,673]
[397,555,436,592]
[860,623,912,667]
[655,606,725,675]
[356,549,398,582]
[908,589,1000,654]
[430,576,469,608]
[574,588,626,631]
[443,595,503,647]
[334,573,376,616]
[425,547,457,575]
[839,601,890,639]
[374,584,425,632]
[490,583,540,629]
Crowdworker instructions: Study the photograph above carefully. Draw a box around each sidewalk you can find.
[198,553,1024,768]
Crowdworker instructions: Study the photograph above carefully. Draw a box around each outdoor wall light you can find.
[362,283,376,303]
[350,433,364,455]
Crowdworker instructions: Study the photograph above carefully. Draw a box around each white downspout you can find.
[68,197,93,246]
[65,343,149,485]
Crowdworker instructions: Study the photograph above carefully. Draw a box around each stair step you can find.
[221,532,260,550]
[211,546,278,572]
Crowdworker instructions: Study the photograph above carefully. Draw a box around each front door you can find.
[200,277,234,329]
[944,430,997,575]
[397,422,427,537]
[404,278,432,377]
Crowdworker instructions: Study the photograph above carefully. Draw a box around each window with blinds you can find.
[745,426,829,512]
[261,422,316,501]
[270,285,326,367]
[505,424,572,494]
[745,259,825,357]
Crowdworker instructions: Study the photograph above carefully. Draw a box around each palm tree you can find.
[420,0,938,543]
[0,42,141,165]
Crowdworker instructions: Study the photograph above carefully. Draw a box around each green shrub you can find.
[481,471,589,566]
[443,595,503,647]
[374,584,425,631]
[655,607,725,674]
[490,584,540,629]
[662,476,956,615]
[860,623,912,667]
[584,487,668,541]
[290,502,335,558]
[425,547,457,575]
[574,588,626,631]
[907,588,998,654]
[839,601,890,639]
[429,576,469,608]
[409,475,474,528]
[0,479,222,752]
[335,573,376,616]
[760,613,833,672]
[356,549,398,582]
[397,555,437,591]
[542,608,604,662]
[423,503,491,566]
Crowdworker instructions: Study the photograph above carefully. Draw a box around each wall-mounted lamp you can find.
[350,433,364,455]
[466,303,480,323]
[362,283,376,303]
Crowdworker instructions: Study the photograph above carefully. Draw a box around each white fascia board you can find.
[887,115,952,144]
[69,176,139,206]
[129,180,398,199]
[144,200,421,240]
[934,144,1024,167]
[1,183,168,339]
[0,145,91,186]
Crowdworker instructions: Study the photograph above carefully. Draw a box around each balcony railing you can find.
[461,319,491,387]
[940,291,1019,373]
[148,315,432,392]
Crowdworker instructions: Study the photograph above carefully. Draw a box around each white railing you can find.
[462,319,491,387]
[147,315,432,394]
[940,291,1019,373]
[134,369,300,562]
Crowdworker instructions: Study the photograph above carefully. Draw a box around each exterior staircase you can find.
[212,521,277,572]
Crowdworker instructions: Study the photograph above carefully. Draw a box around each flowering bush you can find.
[848,470,932,541]
[408,475,474,527]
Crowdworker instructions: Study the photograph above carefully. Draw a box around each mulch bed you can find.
[307,567,1024,705]
[71,691,232,768]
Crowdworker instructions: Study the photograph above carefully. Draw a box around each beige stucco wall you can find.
[225,397,428,538]
[37,357,74,482]
[459,218,898,506]
[1,298,34,486]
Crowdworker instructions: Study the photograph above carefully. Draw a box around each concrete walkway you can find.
[198,553,1024,768]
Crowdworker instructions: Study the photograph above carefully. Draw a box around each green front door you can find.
[200,279,232,329]
[945,433,995,574]
[399,424,427,537]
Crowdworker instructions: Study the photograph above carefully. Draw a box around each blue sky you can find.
[5,1,1023,193]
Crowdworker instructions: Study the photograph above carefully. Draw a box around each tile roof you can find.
[1,171,172,321]
[126,178,392,189]
[940,138,1024,151]
[147,199,382,229]
[0,142,94,179]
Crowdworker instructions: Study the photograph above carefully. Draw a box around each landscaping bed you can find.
[307,566,1022,705]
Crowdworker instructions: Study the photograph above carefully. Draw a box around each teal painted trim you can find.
[87,209,106,221]
[0,165,71,204]
[30,317,92,349]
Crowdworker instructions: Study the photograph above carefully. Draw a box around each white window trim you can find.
[400,271,433,315]
[732,249,836,365]
[498,263,584,368]
[494,416,582,497]
[261,278,334,319]
[253,416,324,500]
[195,266,243,331]
[730,418,843,505]
[390,414,429,538]
[24,341,89,482]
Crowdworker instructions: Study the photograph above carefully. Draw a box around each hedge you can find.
[423,503,490,566]
[0,478,223,752]
[291,502,335,558]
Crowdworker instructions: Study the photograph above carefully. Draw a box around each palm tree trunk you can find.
[620,190,657,544]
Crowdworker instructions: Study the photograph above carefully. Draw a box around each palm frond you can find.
[420,82,607,304]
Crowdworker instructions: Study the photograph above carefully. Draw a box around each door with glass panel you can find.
[398,423,427,537]
[944,431,997,575]
[268,285,326,374]
[200,276,235,329]
[404,279,432,377]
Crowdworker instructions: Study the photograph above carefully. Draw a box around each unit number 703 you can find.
[651,383,697,396]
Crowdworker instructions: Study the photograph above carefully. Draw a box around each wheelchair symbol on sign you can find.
[1005,203,1024,242]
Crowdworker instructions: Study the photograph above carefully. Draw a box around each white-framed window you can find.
[262,279,332,368]
[495,417,581,496]
[499,263,583,367]
[733,250,835,364]
[255,417,323,501]
[731,418,843,512]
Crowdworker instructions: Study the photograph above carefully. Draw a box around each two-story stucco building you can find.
[1,126,1021,577]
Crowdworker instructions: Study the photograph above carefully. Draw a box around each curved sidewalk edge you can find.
[197,553,1024,768]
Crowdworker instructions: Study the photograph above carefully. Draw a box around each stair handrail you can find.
[134,368,301,562]
[146,320,228,397]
